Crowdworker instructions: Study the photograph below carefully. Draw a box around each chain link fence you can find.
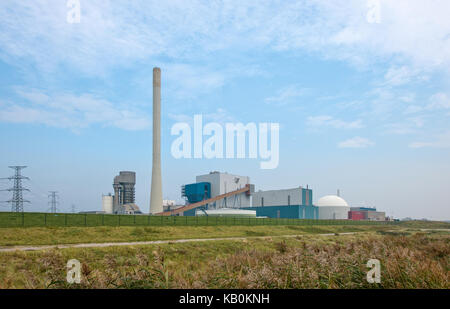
[0,212,398,228]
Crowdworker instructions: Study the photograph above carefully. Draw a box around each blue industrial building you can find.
[182,182,212,216]
[182,182,211,203]
[242,205,318,219]
[244,187,318,219]
[180,173,319,219]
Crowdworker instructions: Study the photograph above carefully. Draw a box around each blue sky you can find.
[0,0,449,219]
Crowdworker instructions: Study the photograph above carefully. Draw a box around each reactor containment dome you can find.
[316,195,350,220]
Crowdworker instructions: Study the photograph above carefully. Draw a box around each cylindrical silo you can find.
[102,194,114,214]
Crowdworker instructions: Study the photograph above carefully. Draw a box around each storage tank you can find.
[102,193,114,214]
[316,195,350,220]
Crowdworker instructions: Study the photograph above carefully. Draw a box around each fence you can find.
[0,212,397,228]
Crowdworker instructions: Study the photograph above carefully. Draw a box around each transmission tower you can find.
[1,166,30,212]
[71,204,76,213]
[48,191,59,213]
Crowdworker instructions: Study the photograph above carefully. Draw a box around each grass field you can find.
[0,224,396,247]
[0,219,448,247]
[0,221,448,289]
[0,230,448,289]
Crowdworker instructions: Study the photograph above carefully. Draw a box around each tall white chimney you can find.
[150,67,163,214]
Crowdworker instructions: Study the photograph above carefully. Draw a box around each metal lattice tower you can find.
[48,191,59,213]
[71,204,76,213]
[1,166,30,212]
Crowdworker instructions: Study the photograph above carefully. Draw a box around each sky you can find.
[0,0,449,220]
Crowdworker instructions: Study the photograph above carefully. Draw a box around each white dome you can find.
[316,195,349,207]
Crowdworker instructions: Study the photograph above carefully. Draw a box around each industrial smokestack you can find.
[150,67,163,214]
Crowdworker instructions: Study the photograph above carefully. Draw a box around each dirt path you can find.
[0,232,358,253]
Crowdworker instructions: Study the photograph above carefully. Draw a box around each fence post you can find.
[22,212,25,227]
[118,215,121,226]
[148,215,150,225]
[85,214,87,226]
[134,215,136,225]
[65,213,67,226]
[44,213,47,226]
[102,214,104,226]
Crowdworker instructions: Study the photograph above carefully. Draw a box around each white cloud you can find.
[383,66,416,87]
[1,1,450,76]
[307,115,363,129]
[133,64,227,100]
[399,93,416,103]
[265,85,310,105]
[168,108,235,126]
[426,93,450,110]
[384,117,424,135]
[403,105,423,115]
[338,137,375,148]
[0,89,150,131]
[1,1,450,136]
[409,131,450,149]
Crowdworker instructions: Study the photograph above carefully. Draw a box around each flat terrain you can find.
[0,230,448,289]
[0,221,448,289]
[0,224,402,247]
[1,220,448,247]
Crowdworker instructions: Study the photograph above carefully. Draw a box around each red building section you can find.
[348,211,365,220]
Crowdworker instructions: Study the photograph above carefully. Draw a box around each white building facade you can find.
[196,171,251,207]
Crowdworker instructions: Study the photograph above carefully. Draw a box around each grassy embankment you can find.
[0,231,448,289]
[0,220,448,247]
[0,224,410,247]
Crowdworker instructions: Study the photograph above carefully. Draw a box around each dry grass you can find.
[0,232,448,289]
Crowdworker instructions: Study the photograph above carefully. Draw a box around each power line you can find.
[0,166,30,212]
[48,191,59,213]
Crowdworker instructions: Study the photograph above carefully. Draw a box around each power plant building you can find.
[181,172,252,216]
[179,173,319,219]
[111,171,137,214]
[316,195,350,220]
[246,187,318,219]
[349,207,386,221]
[176,172,389,220]
[196,171,251,208]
